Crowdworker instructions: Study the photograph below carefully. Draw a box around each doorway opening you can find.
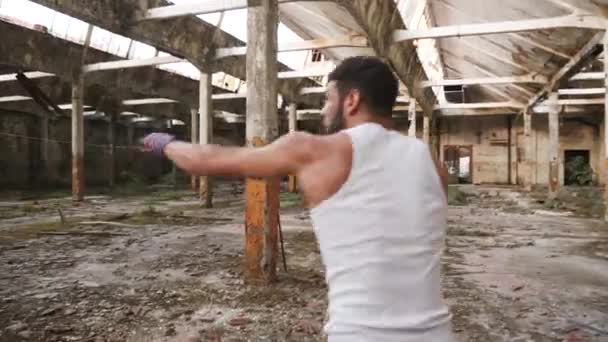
[564,150,592,186]
[444,145,473,184]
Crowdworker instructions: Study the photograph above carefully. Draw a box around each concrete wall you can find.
[437,113,604,185]
[439,115,513,184]
[0,111,37,187]
[519,114,604,186]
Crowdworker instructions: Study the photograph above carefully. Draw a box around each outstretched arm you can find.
[154,132,317,178]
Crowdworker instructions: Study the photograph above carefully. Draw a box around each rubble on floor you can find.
[0,184,607,341]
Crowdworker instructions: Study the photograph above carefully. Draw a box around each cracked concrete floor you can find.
[0,184,607,341]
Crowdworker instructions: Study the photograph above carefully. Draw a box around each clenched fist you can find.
[143,133,175,157]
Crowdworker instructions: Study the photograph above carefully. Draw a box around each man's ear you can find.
[345,89,361,116]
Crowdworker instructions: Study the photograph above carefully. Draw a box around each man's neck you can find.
[347,116,394,130]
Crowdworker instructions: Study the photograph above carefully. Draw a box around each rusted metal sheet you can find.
[245,177,280,284]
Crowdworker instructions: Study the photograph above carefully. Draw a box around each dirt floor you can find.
[0,183,607,341]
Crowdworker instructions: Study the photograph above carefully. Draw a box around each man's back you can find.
[305,123,453,341]
[147,55,454,341]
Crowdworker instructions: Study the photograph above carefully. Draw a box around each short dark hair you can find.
[328,56,398,117]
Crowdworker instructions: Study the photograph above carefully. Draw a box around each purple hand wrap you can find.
[143,133,175,157]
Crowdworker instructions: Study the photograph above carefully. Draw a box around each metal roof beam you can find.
[569,72,605,81]
[0,72,55,82]
[299,86,326,95]
[524,31,605,110]
[142,0,306,21]
[418,74,547,88]
[83,56,184,73]
[278,62,334,79]
[122,98,178,106]
[436,0,572,59]
[434,101,523,110]
[540,98,604,106]
[0,95,33,103]
[212,93,247,100]
[393,14,607,42]
[215,34,368,59]
[558,87,605,95]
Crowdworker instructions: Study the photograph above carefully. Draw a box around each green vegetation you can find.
[447,186,469,206]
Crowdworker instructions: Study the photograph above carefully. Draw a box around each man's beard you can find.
[321,106,345,135]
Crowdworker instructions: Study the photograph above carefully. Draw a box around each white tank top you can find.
[310,123,454,341]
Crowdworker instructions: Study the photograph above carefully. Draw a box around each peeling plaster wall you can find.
[439,115,604,185]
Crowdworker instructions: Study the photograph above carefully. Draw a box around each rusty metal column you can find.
[604,31,608,221]
[523,109,533,191]
[288,102,297,193]
[245,0,280,284]
[190,108,199,193]
[408,101,416,138]
[71,76,85,201]
[199,73,213,208]
[422,115,430,144]
[548,92,560,199]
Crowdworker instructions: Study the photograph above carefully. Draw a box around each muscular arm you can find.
[163,132,317,178]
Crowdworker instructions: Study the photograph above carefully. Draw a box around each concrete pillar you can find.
[408,101,416,138]
[107,113,115,188]
[199,73,213,208]
[431,117,440,160]
[522,109,533,191]
[40,112,49,181]
[288,102,297,193]
[127,123,134,159]
[548,92,560,199]
[604,31,608,221]
[245,0,280,284]
[71,25,92,202]
[71,75,85,201]
[190,108,199,192]
[422,115,430,144]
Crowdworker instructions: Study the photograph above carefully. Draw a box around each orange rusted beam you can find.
[245,177,280,283]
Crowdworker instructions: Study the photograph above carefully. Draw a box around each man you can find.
[144,56,454,341]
